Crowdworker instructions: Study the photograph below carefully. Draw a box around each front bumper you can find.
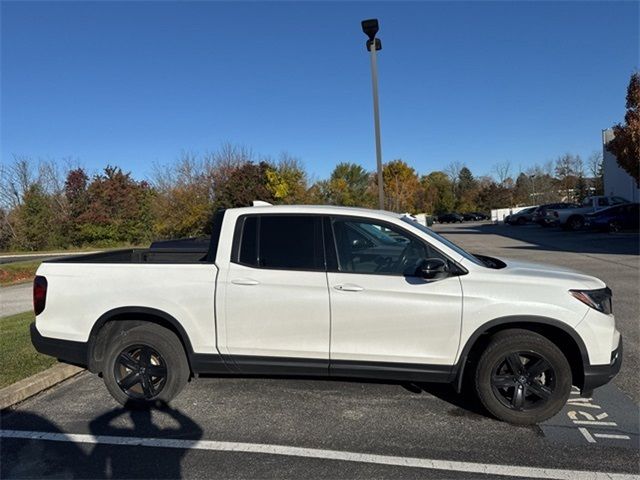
[30,322,88,368]
[582,336,623,394]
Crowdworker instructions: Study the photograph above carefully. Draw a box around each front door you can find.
[221,214,330,375]
[326,216,463,379]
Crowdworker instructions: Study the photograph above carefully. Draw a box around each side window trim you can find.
[231,213,328,272]
[327,215,461,277]
[322,216,339,271]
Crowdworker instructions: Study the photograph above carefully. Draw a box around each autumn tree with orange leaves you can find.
[607,73,640,186]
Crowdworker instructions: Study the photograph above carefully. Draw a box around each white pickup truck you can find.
[548,195,630,230]
[31,204,622,424]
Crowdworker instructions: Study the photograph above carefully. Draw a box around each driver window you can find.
[331,218,446,276]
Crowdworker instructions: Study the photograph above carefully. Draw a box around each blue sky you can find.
[1,1,638,182]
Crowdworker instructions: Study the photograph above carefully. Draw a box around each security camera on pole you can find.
[361,18,384,210]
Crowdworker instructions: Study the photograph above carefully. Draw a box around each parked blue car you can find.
[584,203,639,232]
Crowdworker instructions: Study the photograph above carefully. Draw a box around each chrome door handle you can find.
[231,278,260,286]
[334,284,364,292]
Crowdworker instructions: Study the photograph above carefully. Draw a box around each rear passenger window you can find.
[236,215,324,271]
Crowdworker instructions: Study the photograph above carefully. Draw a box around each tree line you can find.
[1,72,636,252]
[0,144,603,251]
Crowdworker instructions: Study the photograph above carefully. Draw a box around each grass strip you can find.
[0,312,56,388]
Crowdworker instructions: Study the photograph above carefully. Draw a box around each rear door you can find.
[220,214,330,375]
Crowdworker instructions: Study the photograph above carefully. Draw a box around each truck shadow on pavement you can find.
[1,402,203,479]
[400,381,496,421]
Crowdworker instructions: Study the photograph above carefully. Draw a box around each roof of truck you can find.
[231,203,404,219]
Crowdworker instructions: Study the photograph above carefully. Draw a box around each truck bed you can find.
[46,237,213,265]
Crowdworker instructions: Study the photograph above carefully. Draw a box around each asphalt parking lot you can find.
[2,222,639,479]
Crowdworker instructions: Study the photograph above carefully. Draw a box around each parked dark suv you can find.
[585,203,640,232]
[437,213,464,223]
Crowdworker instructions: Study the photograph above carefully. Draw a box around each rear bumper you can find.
[30,322,88,368]
[582,336,623,394]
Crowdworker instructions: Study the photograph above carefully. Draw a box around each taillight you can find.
[33,276,47,315]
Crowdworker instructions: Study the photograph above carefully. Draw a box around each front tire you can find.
[475,329,572,425]
[102,323,190,407]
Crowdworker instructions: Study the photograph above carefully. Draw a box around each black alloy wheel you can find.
[475,329,572,424]
[114,345,168,400]
[490,351,555,411]
[609,220,621,233]
[568,216,584,231]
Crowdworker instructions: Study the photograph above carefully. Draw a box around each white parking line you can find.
[593,434,632,440]
[578,427,596,443]
[1,429,636,480]
[572,420,618,426]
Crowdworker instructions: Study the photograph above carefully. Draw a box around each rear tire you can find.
[567,215,584,231]
[474,329,572,425]
[102,323,190,408]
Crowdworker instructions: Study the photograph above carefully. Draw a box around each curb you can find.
[0,364,84,410]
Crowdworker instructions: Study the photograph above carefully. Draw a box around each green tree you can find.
[458,167,477,193]
[456,167,478,211]
[315,163,373,207]
[64,168,89,244]
[265,154,308,204]
[513,173,532,205]
[575,174,589,201]
[14,184,54,250]
[381,160,421,212]
[420,171,455,214]
[607,72,640,186]
[76,166,155,246]
[477,181,512,211]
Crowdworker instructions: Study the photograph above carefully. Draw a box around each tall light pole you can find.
[530,174,537,202]
[361,18,384,210]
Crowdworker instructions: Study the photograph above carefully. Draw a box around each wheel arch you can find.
[454,316,588,393]
[87,306,195,374]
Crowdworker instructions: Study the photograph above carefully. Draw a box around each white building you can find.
[602,128,639,202]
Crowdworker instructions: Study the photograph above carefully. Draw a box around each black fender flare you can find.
[453,315,590,392]
[87,306,196,371]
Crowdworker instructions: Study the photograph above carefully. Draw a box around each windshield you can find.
[401,217,485,266]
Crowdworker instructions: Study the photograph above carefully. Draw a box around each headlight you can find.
[570,287,612,314]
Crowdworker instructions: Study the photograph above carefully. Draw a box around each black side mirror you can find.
[416,258,449,280]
